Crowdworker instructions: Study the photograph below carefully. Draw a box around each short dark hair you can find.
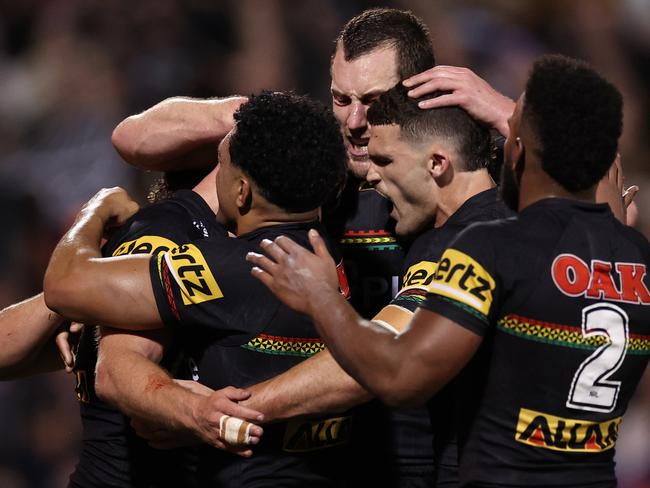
[334,8,435,79]
[523,54,623,192]
[367,84,492,171]
[230,91,347,213]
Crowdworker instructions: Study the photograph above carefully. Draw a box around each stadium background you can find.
[0,0,648,486]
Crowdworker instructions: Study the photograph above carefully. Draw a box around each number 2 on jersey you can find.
[566,303,629,413]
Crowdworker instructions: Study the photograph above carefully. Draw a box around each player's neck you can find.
[518,160,595,211]
[434,169,495,227]
[234,206,320,236]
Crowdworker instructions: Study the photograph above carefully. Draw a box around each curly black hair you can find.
[229,91,347,213]
[367,83,492,171]
[523,54,623,192]
[334,8,435,79]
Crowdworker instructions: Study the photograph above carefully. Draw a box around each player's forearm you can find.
[243,350,372,422]
[96,347,199,433]
[306,290,411,406]
[112,96,246,171]
[0,293,64,376]
[43,208,105,318]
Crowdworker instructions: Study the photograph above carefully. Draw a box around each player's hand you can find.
[190,386,264,457]
[403,65,515,137]
[55,322,84,373]
[596,154,638,224]
[81,187,140,230]
[246,230,339,315]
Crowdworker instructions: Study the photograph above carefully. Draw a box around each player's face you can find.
[330,44,400,179]
[501,94,525,212]
[215,132,238,228]
[367,124,437,237]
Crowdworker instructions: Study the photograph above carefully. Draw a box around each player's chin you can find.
[346,157,370,179]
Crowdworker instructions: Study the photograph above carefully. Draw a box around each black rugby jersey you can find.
[70,189,224,488]
[421,198,650,487]
[325,179,405,319]
[150,221,349,487]
[386,188,511,487]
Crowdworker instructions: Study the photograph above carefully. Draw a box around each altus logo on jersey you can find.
[516,408,621,452]
[551,254,650,304]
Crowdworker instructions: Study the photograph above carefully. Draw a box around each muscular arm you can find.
[248,232,483,407]
[112,96,246,171]
[0,293,66,379]
[242,297,415,420]
[243,349,372,422]
[97,327,264,450]
[43,189,161,329]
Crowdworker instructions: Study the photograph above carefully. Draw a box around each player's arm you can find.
[112,96,246,171]
[0,293,67,379]
[241,287,418,420]
[242,349,372,422]
[95,327,263,452]
[247,232,483,406]
[403,66,514,137]
[43,188,161,329]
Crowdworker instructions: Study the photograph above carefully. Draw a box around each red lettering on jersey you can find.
[528,426,548,447]
[552,254,650,305]
[616,263,650,304]
[586,261,622,300]
[336,261,351,299]
[551,254,590,296]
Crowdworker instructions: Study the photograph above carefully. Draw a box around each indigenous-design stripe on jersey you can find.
[516,407,621,452]
[392,287,428,309]
[242,333,326,357]
[340,230,400,251]
[498,314,650,355]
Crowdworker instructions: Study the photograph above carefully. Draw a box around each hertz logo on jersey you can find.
[429,249,495,316]
[516,408,620,452]
[164,244,223,305]
[112,235,178,257]
[403,261,438,289]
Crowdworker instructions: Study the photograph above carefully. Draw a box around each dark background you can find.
[0,1,648,486]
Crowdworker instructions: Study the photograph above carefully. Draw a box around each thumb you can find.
[308,229,330,259]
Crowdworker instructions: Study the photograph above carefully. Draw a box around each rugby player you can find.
[111,9,516,485]
[44,91,351,486]
[248,55,648,487]
[0,169,264,488]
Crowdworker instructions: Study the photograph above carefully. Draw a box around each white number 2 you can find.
[566,303,629,413]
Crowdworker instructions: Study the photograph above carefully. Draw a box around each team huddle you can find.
[1,7,648,488]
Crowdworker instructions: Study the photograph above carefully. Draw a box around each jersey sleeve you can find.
[389,259,439,313]
[419,224,501,336]
[149,237,280,346]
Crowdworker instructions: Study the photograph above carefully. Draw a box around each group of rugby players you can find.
[1,7,648,488]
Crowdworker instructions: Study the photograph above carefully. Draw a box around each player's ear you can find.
[237,177,252,213]
[430,150,451,183]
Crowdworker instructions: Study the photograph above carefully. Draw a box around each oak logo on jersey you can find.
[516,407,621,452]
[429,249,495,316]
[112,235,178,257]
[552,254,650,305]
[164,244,223,305]
[283,415,351,452]
[403,261,438,290]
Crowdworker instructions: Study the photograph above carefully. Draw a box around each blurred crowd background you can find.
[0,0,648,486]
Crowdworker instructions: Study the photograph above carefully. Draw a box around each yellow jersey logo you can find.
[164,244,223,305]
[112,235,178,257]
[429,248,495,316]
[402,261,438,289]
[516,407,620,452]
